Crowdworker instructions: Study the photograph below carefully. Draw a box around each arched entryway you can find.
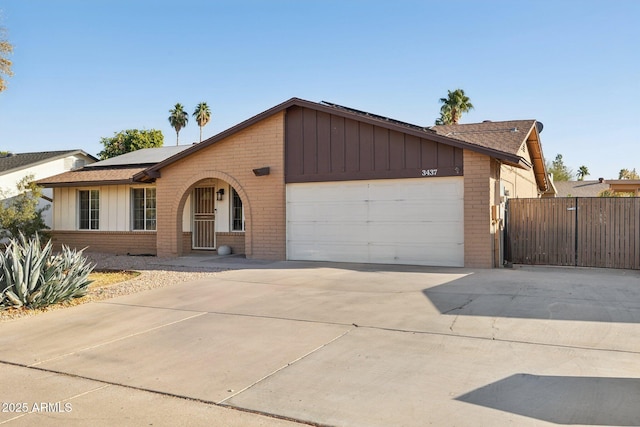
[163,171,252,258]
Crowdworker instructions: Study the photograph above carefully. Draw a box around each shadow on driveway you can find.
[423,266,640,323]
[457,374,640,426]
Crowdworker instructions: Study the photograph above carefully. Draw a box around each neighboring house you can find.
[38,98,552,268]
[604,180,640,196]
[553,179,610,197]
[0,150,97,229]
[553,179,640,197]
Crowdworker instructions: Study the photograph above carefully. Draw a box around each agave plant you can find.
[0,234,94,309]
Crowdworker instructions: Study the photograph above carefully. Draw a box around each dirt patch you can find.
[89,269,141,288]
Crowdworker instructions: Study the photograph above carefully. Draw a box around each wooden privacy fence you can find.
[506,197,640,269]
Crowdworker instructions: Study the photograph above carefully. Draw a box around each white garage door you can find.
[286,177,464,267]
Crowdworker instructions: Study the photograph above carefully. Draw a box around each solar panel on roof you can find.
[85,146,192,168]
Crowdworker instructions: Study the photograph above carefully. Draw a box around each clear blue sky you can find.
[1,0,638,180]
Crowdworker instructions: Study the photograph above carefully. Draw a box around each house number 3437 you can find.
[421,169,438,176]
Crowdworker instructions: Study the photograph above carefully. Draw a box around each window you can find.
[78,190,99,230]
[132,188,156,230]
[231,188,244,231]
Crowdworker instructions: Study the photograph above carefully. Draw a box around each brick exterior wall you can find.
[155,112,286,259]
[216,232,246,254]
[182,232,192,254]
[179,232,245,255]
[50,231,157,255]
[463,150,494,268]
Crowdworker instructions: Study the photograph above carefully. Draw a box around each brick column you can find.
[463,150,493,268]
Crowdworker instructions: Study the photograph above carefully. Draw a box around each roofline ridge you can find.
[134,97,539,182]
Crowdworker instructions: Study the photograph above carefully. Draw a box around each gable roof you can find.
[554,180,609,197]
[37,147,187,187]
[432,120,549,192]
[134,98,544,184]
[0,150,97,175]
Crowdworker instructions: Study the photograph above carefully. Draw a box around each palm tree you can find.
[192,102,211,143]
[436,89,474,125]
[434,107,452,125]
[168,103,189,145]
[577,165,589,181]
[619,168,640,180]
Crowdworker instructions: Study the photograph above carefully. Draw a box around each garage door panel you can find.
[288,182,369,202]
[369,243,463,267]
[289,222,368,243]
[367,180,462,200]
[293,223,462,245]
[315,223,368,243]
[374,222,462,243]
[288,242,369,263]
[289,202,368,222]
[287,178,464,267]
[367,200,463,222]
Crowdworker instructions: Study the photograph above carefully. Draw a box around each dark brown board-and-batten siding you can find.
[284,106,463,183]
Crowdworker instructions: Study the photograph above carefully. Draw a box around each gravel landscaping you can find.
[0,252,228,323]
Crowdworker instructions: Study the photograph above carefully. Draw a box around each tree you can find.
[577,165,589,181]
[0,174,48,240]
[98,129,164,160]
[598,188,632,197]
[434,108,452,125]
[546,154,574,181]
[192,102,211,143]
[435,88,474,125]
[619,168,639,180]
[0,25,13,93]
[168,103,189,145]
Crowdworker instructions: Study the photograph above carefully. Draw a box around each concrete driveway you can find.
[1,259,640,426]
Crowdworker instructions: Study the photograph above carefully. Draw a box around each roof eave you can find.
[38,179,136,188]
[503,157,532,170]
[524,122,550,192]
[133,170,159,182]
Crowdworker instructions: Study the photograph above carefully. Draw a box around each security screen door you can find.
[192,187,216,249]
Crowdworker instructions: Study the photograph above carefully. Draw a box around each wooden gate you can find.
[506,198,640,269]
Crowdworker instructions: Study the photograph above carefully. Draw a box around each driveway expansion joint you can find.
[0,360,321,427]
[217,328,355,405]
[351,324,640,356]
[27,311,208,367]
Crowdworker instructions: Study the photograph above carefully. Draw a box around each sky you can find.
[0,0,638,180]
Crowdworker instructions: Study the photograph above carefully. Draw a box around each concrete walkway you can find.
[1,259,640,426]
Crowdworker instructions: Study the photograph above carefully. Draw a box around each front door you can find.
[192,187,216,249]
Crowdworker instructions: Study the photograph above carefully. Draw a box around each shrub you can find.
[0,234,94,309]
[0,174,49,241]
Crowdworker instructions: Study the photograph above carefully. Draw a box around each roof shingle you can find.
[432,120,537,157]
[0,150,96,174]
[36,167,146,187]
[554,180,609,197]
